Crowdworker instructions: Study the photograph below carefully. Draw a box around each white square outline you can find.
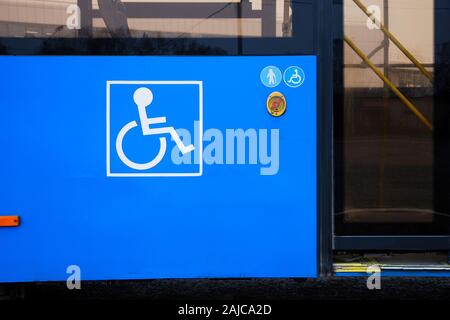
[106,80,203,177]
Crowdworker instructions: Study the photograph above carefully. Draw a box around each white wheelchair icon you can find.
[287,69,302,85]
[116,87,195,170]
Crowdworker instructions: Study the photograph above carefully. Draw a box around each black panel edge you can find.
[317,0,334,276]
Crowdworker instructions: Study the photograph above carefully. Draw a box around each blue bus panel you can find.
[0,56,317,282]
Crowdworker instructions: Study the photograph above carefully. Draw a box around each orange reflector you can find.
[0,216,20,227]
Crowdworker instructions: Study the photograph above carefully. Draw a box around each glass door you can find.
[334,0,450,248]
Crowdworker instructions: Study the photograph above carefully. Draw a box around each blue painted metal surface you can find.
[0,56,317,282]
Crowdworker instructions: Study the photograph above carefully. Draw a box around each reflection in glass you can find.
[336,0,449,235]
[0,0,292,38]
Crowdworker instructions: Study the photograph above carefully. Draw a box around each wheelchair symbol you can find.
[288,69,302,85]
[283,66,305,88]
[116,87,195,170]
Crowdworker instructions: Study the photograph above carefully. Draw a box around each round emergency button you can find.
[266,92,286,117]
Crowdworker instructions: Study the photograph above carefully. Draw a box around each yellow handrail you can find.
[344,35,433,130]
[353,0,434,83]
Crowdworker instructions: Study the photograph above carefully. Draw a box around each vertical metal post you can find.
[282,0,291,37]
[318,0,334,275]
[379,0,390,208]
[434,0,450,239]
[237,1,243,55]
[262,0,276,37]
[78,0,93,37]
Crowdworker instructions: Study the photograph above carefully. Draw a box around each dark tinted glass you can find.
[334,0,450,235]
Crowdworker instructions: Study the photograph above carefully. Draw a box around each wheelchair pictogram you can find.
[107,80,202,177]
[283,66,305,88]
[287,69,301,85]
[115,87,195,171]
